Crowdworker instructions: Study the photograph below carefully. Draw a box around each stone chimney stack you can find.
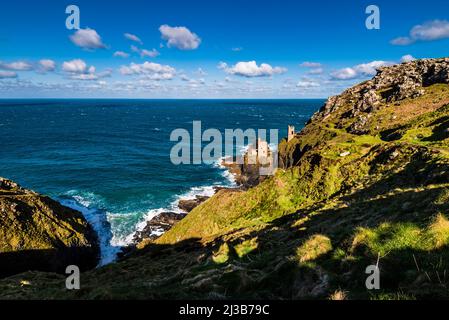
[288,125,295,142]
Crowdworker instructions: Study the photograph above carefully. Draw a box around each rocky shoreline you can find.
[131,186,241,245]
[130,158,259,246]
[220,158,268,189]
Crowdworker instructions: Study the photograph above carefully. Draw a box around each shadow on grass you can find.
[1,148,449,300]
[0,246,99,279]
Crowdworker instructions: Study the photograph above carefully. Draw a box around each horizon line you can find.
[0,97,328,101]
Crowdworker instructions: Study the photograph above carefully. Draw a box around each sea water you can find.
[0,99,322,264]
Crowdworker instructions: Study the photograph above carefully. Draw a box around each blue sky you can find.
[0,0,448,98]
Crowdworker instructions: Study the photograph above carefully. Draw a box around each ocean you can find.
[0,99,323,264]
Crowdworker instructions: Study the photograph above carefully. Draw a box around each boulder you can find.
[178,196,210,212]
[132,211,187,243]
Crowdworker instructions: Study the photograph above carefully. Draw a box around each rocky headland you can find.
[0,178,100,278]
[1,58,449,300]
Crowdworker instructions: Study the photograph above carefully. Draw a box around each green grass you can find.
[296,235,332,263]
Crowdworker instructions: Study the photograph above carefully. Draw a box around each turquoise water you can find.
[0,99,322,263]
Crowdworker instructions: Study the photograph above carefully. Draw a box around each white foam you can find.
[59,155,240,264]
[59,195,121,266]
[113,207,167,246]
[119,184,220,245]
[178,185,216,200]
[213,156,238,185]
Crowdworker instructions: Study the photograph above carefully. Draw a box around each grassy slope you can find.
[0,84,448,300]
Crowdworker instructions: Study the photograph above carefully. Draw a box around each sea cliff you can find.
[0,178,100,278]
[1,58,449,300]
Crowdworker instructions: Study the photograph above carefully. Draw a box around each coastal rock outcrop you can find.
[221,160,267,189]
[0,177,100,277]
[130,187,242,246]
[310,58,449,135]
[132,212,187,244]
[178,196,210,212]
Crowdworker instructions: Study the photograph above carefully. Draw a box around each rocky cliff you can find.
[311,57,449,134]
[0,178,100,277]
[279,57,449,167]
[0,58,448,300]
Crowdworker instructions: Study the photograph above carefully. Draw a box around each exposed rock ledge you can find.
[131,186,239,246]
[311,57,449,134]
[132,212,187,243]
[0,177,100,278]
[178,195,210,212]
[221,158,267,189]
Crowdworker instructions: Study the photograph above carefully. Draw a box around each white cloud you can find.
[62,59,91,74]
[97,69,112,78]
[141,48,160,58]
[195,68,207,76]
[143,73,175,81]
[0,71,17,79]
[391,37,414,46]
[330,68,358,80]
[300,62,324,75]
[219,61,287,77]
[38,59,56,72]
[70,69,112,81]
[124,33,143,44]
[296,78,320,88]
[188,78,206,87]
[159,25,201,50]
[355,61,392,75]
[70,73,99,80]
[70,28,106,50]
[400,54,416,63]
[131,45,160,58]
[218,62,228,70]
[114,51,130,58]
[391,20,449,45]
[0,61,33,71]
[119,61,176,80]
[0,78,117,95]
[411,20,449,41]
[62,59,110,80]
[300,61,322,68]
[232,47,243,52]
[307,68,324,75]
[330,61,392,80]
[131,45,140,54]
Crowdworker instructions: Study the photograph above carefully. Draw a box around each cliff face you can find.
[0,178,100,277]
[279,58,449,167]
[311,58,449,134]
[0,58,449,300]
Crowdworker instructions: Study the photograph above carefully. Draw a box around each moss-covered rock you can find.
[0,178,100,277]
